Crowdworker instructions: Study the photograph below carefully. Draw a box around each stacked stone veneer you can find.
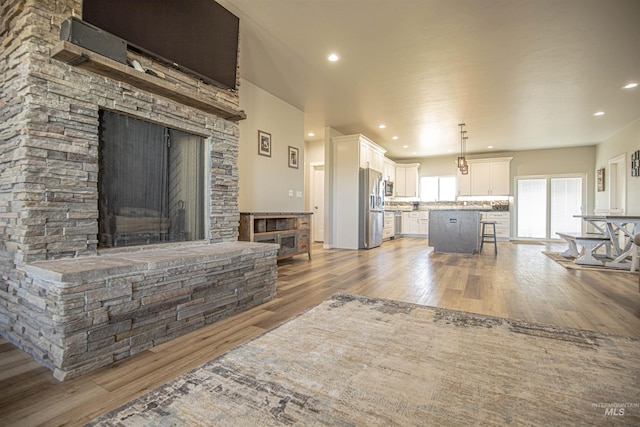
[0,1,276,380]
[23,242,277,381]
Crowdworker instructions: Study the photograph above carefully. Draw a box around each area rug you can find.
[87,294,640,426]
[543,250,635,274]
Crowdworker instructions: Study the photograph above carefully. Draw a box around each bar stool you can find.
[480,221,498,254]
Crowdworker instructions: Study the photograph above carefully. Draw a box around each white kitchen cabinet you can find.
[457,169,471,196]
[383,157,396,182]
[401,212,420,235]
[418,211,429,235]
[395,163,420,197]
[359,139,385,173]
[481,211,511,239]
[383,211,395,240]
[489,161,510,195]
[401,211,428,236]
[470,163,492,195]
[457,157,512,197]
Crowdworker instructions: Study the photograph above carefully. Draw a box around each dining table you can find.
[574,215,640,270]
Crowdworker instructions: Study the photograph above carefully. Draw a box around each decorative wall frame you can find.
[596,167,605,191]
[288,146,299,169]
[258,130,271,157]
[632,149,640,177]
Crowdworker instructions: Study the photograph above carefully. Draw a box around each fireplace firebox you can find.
[98,111,205,247]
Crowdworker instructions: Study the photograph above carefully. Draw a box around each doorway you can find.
[311,164,325,242]
[608,154,626,214]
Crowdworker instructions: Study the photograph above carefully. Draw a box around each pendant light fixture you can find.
[458,123,469,174]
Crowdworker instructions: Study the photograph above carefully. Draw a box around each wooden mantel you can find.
[51,41,247,122]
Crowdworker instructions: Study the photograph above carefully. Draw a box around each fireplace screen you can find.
[98,111,205,247]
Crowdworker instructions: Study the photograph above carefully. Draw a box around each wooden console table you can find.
[239,212,312,260]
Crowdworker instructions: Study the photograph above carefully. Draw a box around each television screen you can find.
[82,0,239,90]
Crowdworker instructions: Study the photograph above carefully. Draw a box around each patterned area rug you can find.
[87,294,640,426]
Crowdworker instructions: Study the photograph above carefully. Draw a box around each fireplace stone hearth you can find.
[24,241,277,381]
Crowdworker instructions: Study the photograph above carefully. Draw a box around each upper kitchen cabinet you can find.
[358,136,386,173]
[457,169,471,196]
[457,157,512,197]
[383,157,396,183]
[395,163,420,197]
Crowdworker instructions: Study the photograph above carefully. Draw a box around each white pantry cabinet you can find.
[330,134,387,249]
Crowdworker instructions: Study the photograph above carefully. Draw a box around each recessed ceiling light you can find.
[411,152,416,155]
[594,111,605,116]
[327,53,340,62]
[402,145,409,149]
[392,136,399,140]
[488,145,494,149]
[623,82,638,89]
[307,132,315,137]
[378,124,386,129]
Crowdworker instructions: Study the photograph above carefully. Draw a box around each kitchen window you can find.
[420,176,456,202]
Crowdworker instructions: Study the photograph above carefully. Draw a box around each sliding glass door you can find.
[516,176,584,239]
[517,179,547,238]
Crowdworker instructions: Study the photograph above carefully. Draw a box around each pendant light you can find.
[458,123,469,174]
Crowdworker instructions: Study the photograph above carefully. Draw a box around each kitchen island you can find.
[429,209,486,254]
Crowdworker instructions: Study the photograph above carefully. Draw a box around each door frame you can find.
[309,162,325,242]
[608,153,626,214]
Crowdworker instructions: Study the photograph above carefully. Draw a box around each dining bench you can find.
[556,232,610,266]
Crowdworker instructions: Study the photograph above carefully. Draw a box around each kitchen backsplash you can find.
[385,200,510,211]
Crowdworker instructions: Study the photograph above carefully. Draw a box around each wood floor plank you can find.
[0,238,639,426]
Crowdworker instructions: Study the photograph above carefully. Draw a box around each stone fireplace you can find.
[0,0,277,380]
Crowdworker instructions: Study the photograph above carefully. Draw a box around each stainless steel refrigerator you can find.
[359,168,384,249]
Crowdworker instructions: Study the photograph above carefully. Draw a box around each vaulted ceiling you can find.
[218,0,640,160]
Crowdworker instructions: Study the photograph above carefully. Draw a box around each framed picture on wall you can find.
[288,146,299,169]
[632,150,640,177]
[596,167,605,191]
[258,130,271,157]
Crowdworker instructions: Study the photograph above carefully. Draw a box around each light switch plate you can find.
[296,191,302,198]
[288,190,294,197]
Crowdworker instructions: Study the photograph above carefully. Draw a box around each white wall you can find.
[594,118,640,215]
[238,79,305,212]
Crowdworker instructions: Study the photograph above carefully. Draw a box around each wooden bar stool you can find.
[480,221,498,254]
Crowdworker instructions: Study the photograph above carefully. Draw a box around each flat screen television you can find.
[82,0,239,90]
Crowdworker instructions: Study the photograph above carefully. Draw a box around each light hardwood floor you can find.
[1,238,639,426]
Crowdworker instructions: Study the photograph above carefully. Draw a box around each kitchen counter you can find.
[428,210,482,254]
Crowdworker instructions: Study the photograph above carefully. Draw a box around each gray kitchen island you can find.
[428,209,485,254]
